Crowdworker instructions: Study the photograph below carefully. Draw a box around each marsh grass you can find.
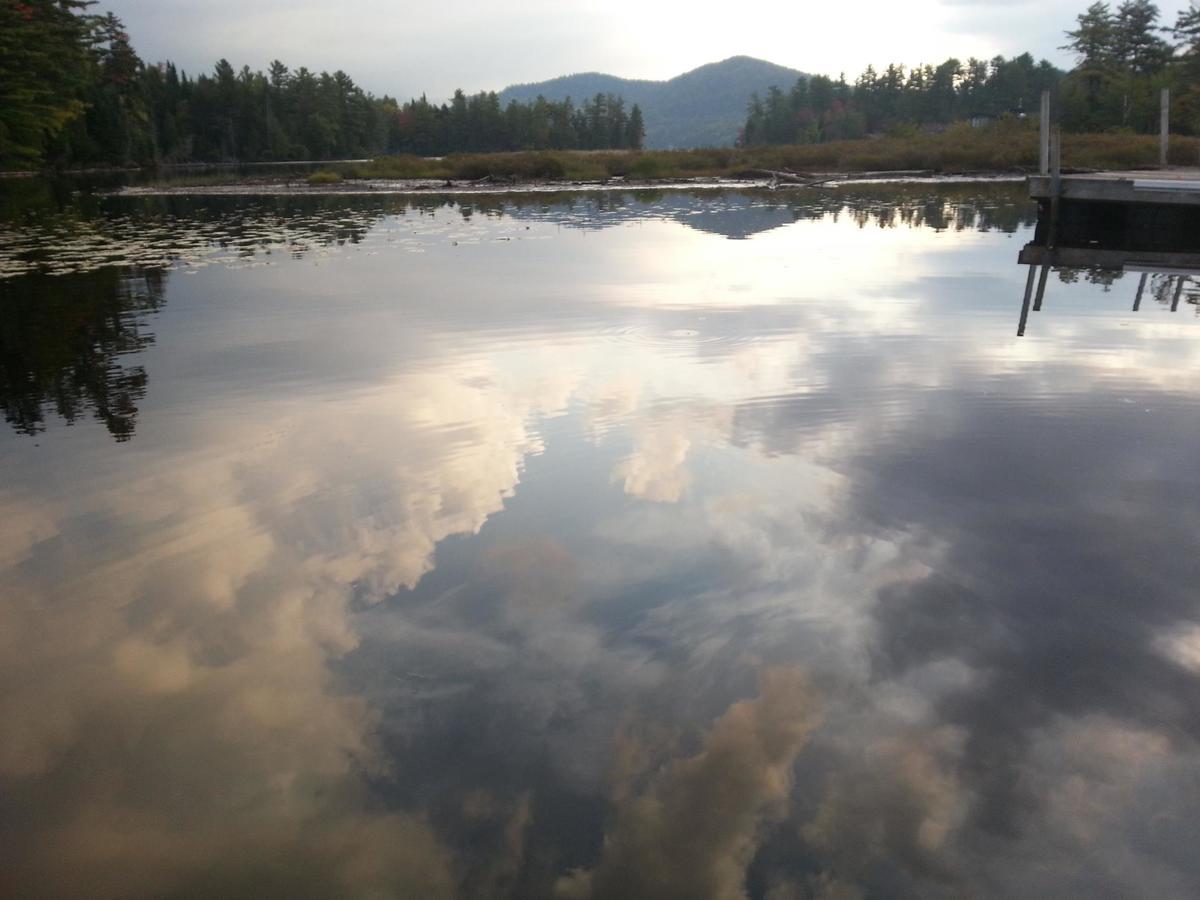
[305,170,344,184]
[341,126,1199,183]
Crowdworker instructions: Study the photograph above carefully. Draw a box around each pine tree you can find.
[1170,6,1200,130]
[1061,2,1122,125]
[1063,2,1118,67]
[1113,0,1169,74]
[627,103,644,149]
[1171,5,1200,79]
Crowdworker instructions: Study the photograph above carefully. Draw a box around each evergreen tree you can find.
[1064,2,1118,67]
[0,0,93,166]
[1113,0,1169,74]
[1170,6,1200,130]
[627,104,644,149]
[1108,1,1169,127]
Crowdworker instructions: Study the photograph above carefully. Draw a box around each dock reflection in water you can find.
[1015,246,1200,335]
[1017,170,1200,335]
[2,183,1199,899]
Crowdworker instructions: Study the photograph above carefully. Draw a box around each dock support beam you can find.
[1018,264,1037,336]
[1048,128,1062,248]
[1040,91,1051,176]
[1033,265,1049,312]
[1161,88,1170,169]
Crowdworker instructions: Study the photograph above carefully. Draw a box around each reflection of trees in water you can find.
[443,183,1036,238]
[0,184,1037,443]
[2,185,1036,281]
[118,186,1033,248]
[833,184,1037,234]
[1056,268,1200,312]
[840,199,1017,232]
[1056,267,1122,289]
[1149,273,1200,313]
[1184,281,1200,313]
[145,196,377,253]
[1,195,381,279]
[0,268,165,441]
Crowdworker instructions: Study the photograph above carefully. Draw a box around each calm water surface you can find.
[2,182,1199,898]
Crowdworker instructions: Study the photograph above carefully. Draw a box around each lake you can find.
[1,181,1198,899]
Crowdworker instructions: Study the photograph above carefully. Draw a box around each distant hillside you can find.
[499,56,807,149]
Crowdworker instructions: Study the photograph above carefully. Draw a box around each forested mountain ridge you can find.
[500,56,808,148]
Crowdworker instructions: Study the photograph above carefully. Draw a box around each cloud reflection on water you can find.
[1,185,1199,898]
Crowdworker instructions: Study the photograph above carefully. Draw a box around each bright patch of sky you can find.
[105,0,1194,101]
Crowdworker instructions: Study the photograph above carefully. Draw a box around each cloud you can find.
[556,667,820,900]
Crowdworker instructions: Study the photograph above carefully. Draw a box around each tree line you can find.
[387,92,644,157]
[741,1,1200,146]
[1060,0,1199,131]
[741,54,1061,145]
[0,1,643,169]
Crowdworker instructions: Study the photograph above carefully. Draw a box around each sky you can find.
[106,0,1194,102]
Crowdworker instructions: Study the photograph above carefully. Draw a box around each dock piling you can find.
[1033,265,1049,312]
[1161,88,1170,169]
[1048,128,1063,248]
[1134,272,1148,311]
[1018,265,1037,336]
[1040,91,1051,176]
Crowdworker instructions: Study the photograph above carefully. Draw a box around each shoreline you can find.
[110,172,1027,198]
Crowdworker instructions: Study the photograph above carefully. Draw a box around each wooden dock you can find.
[1014,90,1199,334]
[1023,88,1200,252]
[1025,167,1200,255]
[1029,169,1200,207]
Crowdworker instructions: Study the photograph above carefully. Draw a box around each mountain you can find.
[498,56,807,149]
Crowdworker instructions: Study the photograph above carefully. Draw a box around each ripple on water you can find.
[601,323,760,354]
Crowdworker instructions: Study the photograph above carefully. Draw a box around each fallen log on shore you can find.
[851,169,935,179]
[732,168,818,183]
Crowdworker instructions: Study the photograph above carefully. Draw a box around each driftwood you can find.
[469,173,520,185]
[766,168,954,188]
[853,169,934,179]
[734,168,818,183]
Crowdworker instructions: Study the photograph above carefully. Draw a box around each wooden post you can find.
[1133,272,1147,311]
[1033,265,1049,311]
[1048,128,1063,248]
[1040,91,1051,176]
[1172,275,1184,311]
[1018,264,1037,336]
[1161,88,1170,169]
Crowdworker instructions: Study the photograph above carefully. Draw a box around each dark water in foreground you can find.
[1,182,1199,899]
